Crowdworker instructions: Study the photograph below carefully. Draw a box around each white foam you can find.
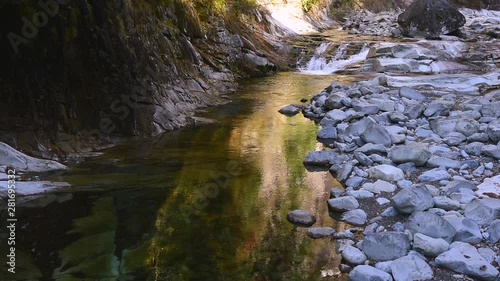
[300,44,369,75]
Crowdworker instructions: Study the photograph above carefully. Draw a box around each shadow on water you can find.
[0,72,366,281]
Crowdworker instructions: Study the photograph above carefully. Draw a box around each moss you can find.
[302,0,320,12]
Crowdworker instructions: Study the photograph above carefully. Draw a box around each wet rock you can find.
[390,254,433,281]
[307,227,335,239]
[405,211,456,243]
[0,142,67,172]
[360,232,411,261]
[413,233,449,257]
[389,144,431,166]
[369,165,405,182]
[446,217,482,244]
[391,185,434,214]
[342,209,367,226]
[487,219,500,243]
[464,198,500,225]
[398,0,466,38]
[304,151,337,166]
[399,87,426,101]
[278,105,301,116]
[287,210,316,227]
[360,124,392,147]
[349,265,393,281]
[435,242,499,281]
[328,196,359,212]
[418,168,451,182]
[426,156,460,169]
[342,245,368,265]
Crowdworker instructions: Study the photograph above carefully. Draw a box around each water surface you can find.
[1,72,365,281]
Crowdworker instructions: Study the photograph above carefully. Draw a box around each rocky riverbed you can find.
[286,5,500,281]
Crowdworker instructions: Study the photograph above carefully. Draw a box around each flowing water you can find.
[0,72,371,281]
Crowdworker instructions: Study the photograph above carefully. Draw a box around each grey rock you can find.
[360,232,411,261]
[446,217,482,244]
[354,152,374,166]
[467,133,490,143]
[307,227,335,239]
[406,211,456,243]
[487,219,500,243]
[445,180,477,194]
[0,142,67,172]
[418,168,451,182]
[424,101,448,117]
[486,119,500,143]
[381,207,399,217]
[390,254,434,281]
[356,143,387,155]
[399,87,426,101]
[346,118,377,136]
[481,101,500,118]
[433,196,461,211]
[278,105,301,116]
[430,119,457,138]
[464,142,484,156]
[347,190,374,199]
[375,261,393,274]
[389,111,408,123]
[397,179,413,189]
[416,128,433,138]
[325,93,345,110]
[478,247,497,265]
[435,242,499,281]
[328,196,360,212]
[353,102,380,115]
[455,119,479,137]
[397,0,466,38]
[464,198,500,225]
[342,245,367,265]
[413,233,449,257]
[330,188,344,198]
[317,127,338,139]
[389,144,431,166]
[482,144,500,159]
[391,185,434,214]
[369,165,405,182]
[374,180,397,193]
[427,156,460,169]
[360,124,392,147]
[346,177,364,188]
[405,104,425,119]
[342,209,367,226]
[336,163,354,183]
[444,132,466,146]
[304,150,338,166]
[287,210,316,227]
[349,265,393,281]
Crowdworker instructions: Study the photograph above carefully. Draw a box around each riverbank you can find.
[286,6,500,281]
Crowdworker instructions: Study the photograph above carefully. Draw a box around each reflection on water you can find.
[0,72,363,281]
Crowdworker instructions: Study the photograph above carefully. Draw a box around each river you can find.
[1,72,372,281]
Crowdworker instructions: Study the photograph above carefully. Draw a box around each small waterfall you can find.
[299,43,369,75]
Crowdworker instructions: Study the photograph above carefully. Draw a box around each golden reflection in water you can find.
[146,73,357,280]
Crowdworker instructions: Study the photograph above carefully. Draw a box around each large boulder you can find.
[391,185,434,214]
[0,142,67,172]
[398,0,466,38]
[405,211,456,243]
[389,144,430,166]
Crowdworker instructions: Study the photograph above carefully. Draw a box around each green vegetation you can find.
[302,0,320,12]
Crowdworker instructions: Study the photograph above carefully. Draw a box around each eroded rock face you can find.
[398,0,466,38]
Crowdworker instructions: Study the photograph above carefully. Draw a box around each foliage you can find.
[302,0,320,12]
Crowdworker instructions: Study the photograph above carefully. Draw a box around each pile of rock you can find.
[286,78,500,280]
